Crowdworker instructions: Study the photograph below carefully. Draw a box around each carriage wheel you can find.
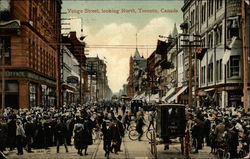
[146,128,154,140]
[128,129,139,141]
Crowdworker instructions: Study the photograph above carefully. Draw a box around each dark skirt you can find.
[74,130,87,149]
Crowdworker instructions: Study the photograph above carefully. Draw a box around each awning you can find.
[62,83,77,92]
[149,93,160,102]
[222,50,230,64]
[222,36,237,64]
[133,94,139,100]
[167,86,188,103]
[162,88,175,102]
[138,92,145,100]
[204,88,215,92]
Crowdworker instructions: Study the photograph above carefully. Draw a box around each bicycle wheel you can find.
[146,129,154,140]
[128,129,139,141]
[224,152,230,159]
[216,148,223,159]
[92,131,97,142]
[128,125,136,131]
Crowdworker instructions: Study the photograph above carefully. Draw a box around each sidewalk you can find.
[6,141,101,159]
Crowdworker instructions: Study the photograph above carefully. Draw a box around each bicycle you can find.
[92,128,102,142]
[215,143,230,159]
[128,127,155,141]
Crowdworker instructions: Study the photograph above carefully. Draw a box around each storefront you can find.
[0,70,57,109]
[0,80,19,109]
[62,84,78,105]
[41,84,56,108]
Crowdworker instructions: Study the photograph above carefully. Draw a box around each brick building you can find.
[127,48,147,98]
[0,0,62,109]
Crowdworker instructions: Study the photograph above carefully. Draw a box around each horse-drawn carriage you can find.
[130,99,143,116]
[150,104,187,158]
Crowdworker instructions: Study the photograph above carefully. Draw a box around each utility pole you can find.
[188,39,193,108]
[194,44,197,107]
[1,40,5,113]
[242,0,248,112]
[89,63,93,103]
[79,63,82,105]
[180,34,201,108]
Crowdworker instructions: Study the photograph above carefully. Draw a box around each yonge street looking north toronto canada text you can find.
[0,0,250,159]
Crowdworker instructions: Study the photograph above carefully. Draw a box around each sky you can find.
[62,0,184,93]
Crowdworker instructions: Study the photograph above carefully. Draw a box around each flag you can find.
[160,60,173,69]
[196,48,207,60]
[156,40,170,54]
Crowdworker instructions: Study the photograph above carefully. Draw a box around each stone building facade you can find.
[181,0,247,108]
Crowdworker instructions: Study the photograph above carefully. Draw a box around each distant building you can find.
[86,56,112,102]
[61,18,83,38]
[127,48,147,98]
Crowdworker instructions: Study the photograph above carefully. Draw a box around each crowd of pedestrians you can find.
[4,100,250,159]
[0,102,141,158]
[187,106,250,158]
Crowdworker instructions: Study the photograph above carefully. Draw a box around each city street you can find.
[1,0,250,159]
[5,111,216,159]
[7,132,216,159]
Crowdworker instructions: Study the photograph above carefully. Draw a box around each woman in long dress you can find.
[73,118,85,156]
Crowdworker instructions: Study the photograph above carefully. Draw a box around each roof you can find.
[133,48,145,60]
[172,23,178,38]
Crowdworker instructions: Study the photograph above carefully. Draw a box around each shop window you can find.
[41,85,47,106]
[29,83,37,107]
[0,37,11,65]
[230,55,240,77]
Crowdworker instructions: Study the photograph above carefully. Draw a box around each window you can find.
[195,6,199,24]
[216,59,222,81]
[230,55,240,77]
[201,5,204,23]
[29,83,37,107]
[210,63,213,82]
[208,33,213,49]
[208,0,214,17]
[201,66,206,84]
[211,0,213,16]
[227,17,240,39]
[201,37,206,48]
[0,36,11,65]
[207,63,213,83]
[191,10,194,27]
[216,25,222,45]
[0,0,11,20]
[207,65,210,83]
[204,3,206,22]
[216,0,222,10]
